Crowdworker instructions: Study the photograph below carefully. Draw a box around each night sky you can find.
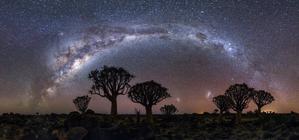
[0,0,298,114]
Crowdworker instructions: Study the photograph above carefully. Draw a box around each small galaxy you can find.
[0,0,298,114]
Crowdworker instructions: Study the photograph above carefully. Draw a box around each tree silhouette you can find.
[73,95,91,113]
[128,80,171,122]
[224,83,253,123]
[160,104,178,115]
[213,95,232,116]
[88,65,134,116]
[252,90,274,114]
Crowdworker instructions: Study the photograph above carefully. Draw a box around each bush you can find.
[85,109,95,115]
[289,134,299,140]
[64,111,81,129]
[263,131,274,139]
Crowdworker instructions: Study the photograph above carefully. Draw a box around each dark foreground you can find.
[1,112,299,140]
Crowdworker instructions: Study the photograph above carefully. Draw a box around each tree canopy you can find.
[213,95,232,114]
[224,83,253,113]
[252,90,274,113]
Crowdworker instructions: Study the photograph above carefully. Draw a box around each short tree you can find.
[252,90,274,114]
[89,65,134,116]
[128,80,171,122]
[160,104,178,115]
[73,95,91,113]
[225,83,253,123]
[135,108,141,123]
[213,95,232,115]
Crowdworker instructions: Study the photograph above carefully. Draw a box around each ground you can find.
[0,112,299,140]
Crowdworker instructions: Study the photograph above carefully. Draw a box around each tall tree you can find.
[128,80,171,122]
[252,90,274,114]
[160,104,178,115]
[88,65,134,116]
[213,95,232,116]
[73,95,91,113]
[225,83,253,123]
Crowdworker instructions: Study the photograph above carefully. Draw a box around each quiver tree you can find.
[73,95,91,113]
[128,80,171,122]
[252,90,274,114]
[160,104,178,115]
[213,95,232,116]
[225,83,253,123]
[88,65,134,116]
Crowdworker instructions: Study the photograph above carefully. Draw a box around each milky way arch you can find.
[44,23,249,99]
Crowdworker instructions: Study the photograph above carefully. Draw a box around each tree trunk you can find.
[236,111,242,124]
[257,106,261,114]
[145,106,153,122]
[110,98,117,116]
[136,111,140,124]
[219,110,223,121]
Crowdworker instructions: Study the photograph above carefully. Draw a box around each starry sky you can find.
[0,0,298,114]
